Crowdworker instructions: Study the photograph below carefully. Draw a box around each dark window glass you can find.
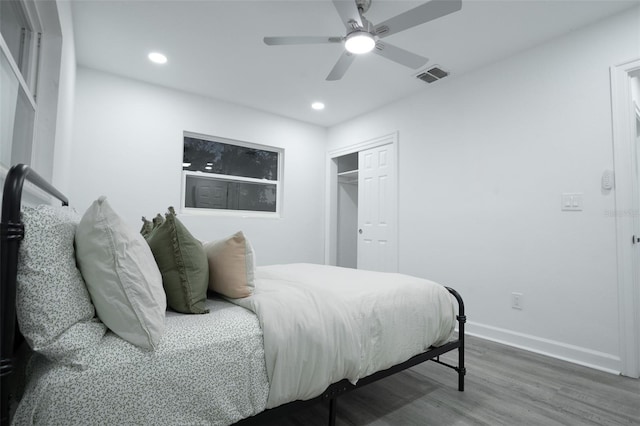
[185,175,277,213]
[183,136,278,180]
[1,48,35,167]
[1,0,34,86]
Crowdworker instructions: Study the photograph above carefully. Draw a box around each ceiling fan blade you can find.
[264,36,342,46]
[326,51,356,81]
[374,0,462,39]
[374,42,428,69]
[332,0,363,31]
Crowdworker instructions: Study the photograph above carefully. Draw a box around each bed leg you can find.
[446,287,466,392]
[458,313,466,392]
[328,397,337,426]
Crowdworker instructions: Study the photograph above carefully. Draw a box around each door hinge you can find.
[633,235,640,244]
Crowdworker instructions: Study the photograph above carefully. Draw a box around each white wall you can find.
[328,7,640,373]
[70,68,326,266]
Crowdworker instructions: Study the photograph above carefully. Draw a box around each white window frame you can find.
[0,0,42,173]
[181,131,284,218]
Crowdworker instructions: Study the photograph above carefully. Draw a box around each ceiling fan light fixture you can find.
[344,32,375,54]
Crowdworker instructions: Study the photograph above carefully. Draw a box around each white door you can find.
[631,72,640,377]
[611,60,640,378]
[357,143,397,272]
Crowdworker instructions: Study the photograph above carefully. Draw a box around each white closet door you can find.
[357,143,397,272]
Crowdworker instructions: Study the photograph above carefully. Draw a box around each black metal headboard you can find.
[0,164,69,424]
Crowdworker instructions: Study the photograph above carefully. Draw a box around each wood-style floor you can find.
[261,336,640,426]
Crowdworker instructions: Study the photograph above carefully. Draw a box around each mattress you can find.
[13,299,269,426]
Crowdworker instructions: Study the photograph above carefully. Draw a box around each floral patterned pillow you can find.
[16,205,106,367]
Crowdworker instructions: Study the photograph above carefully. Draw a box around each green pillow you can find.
[140,216,153,238]
[145,207,209,314]
[152,213,164,229]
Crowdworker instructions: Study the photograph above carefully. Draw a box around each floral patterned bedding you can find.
[13,299,268,426]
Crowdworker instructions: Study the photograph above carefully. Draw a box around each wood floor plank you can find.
[258,336,640,425]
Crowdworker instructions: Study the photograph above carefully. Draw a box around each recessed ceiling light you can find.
[182,162,191,167]
[311,102,325,110]
[148,52,167,64]
[205,166,213,170]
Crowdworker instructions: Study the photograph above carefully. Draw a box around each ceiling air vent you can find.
[416,66,449,84]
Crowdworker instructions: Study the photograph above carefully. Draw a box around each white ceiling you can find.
[71,0,638,127]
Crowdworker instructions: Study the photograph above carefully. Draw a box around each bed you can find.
[0,164,466,426]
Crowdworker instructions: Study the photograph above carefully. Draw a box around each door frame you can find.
[611,58,640,378]
[325,132,399,268]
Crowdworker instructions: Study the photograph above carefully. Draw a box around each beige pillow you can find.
[204,231,255,298]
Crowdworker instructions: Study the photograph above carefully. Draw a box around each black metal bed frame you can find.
[0,164,466,426]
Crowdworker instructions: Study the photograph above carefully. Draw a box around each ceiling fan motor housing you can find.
[356,0,372,14]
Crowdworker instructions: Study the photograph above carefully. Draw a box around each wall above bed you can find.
[69,67,326,266]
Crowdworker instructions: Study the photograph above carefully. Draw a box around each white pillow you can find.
[75,196,166,349]
[204,231,256,299]
[17,205,106,367]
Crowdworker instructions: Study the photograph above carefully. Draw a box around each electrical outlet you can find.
[511,292,523,310]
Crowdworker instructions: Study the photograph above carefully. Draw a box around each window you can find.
[182,132,283,216]
[0,0,40,169]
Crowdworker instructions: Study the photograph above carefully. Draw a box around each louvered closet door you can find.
[357,143,397,272]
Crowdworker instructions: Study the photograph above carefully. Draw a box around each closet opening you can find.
[325,132,398,272]
[336,152,358,268]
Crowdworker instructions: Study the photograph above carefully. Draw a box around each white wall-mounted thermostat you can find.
[602,170,614,191]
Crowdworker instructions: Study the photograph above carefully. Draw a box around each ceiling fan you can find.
[263,0,462,81]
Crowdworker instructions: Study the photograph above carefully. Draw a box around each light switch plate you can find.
[561,193,583,211]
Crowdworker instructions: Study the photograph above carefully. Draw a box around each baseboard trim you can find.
[465,321,622,375]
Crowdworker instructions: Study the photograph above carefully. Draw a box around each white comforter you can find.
[232,263,456,409]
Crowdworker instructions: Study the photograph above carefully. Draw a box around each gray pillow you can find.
[76,196,166,350]
[17,205,106,367]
